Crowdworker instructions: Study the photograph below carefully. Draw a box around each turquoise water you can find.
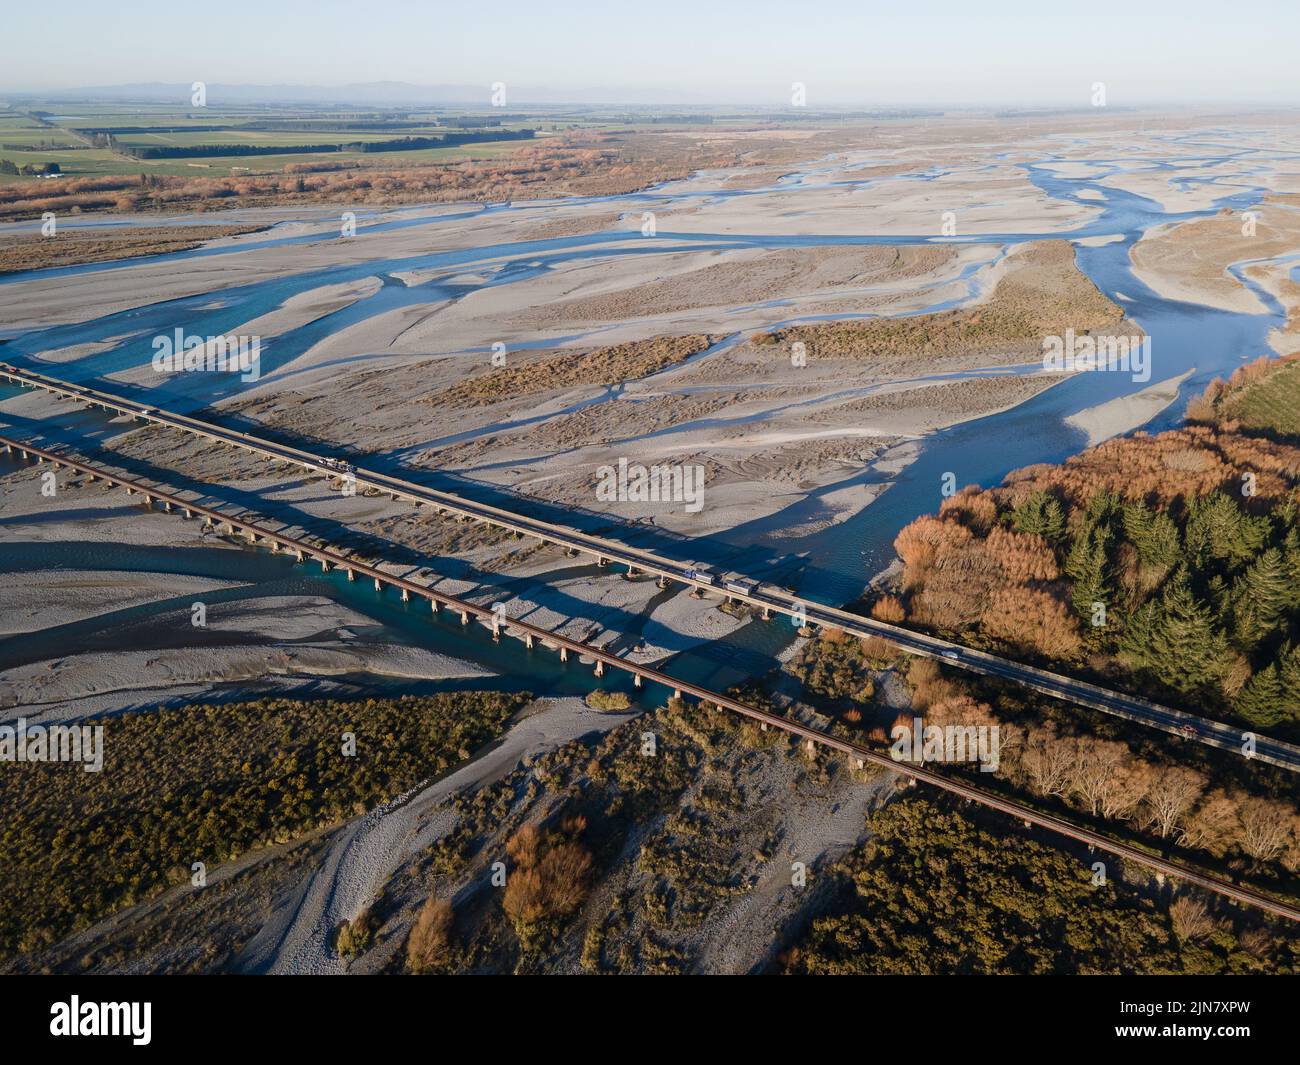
[1,130,1292,701]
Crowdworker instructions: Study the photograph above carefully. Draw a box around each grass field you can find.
[1222,356,1300,437]
[0,101,540,182]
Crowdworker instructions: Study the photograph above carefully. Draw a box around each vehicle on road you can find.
[685,565,716,585]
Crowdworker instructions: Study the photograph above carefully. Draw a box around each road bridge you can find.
[3,362,1299,773]
[2,428,1298,924]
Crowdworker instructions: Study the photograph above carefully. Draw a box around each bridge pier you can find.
[594,660,604,677]
[761,607,771,621]
[525,632,534,650]
[295,549,305,563]
[163,501,172,513]
[460,610,470,626]
[320,558,330,572]
[374,577,382,593]
[597,557,609,568]
[430,599,440,613]
[401,587,410,602]
[689,587,704,599]
[657,575,669,590]
[346,568,355,581]
[560,647,569,663]
[633,674,642,688]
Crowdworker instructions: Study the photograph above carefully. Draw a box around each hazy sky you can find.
[6,0,1298,106]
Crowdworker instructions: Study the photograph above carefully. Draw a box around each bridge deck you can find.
[2,428,1298,924]
[3,362,1297,772]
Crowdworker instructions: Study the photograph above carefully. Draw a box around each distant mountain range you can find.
[2,81,800,108]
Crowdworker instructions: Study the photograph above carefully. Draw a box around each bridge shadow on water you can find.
[0,401,792,695]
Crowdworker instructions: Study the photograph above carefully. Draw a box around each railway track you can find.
[3,361,1298,772]
[3,428,1298,924]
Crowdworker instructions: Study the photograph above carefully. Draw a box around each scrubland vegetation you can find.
[1191,352,1300,439]
[384,695,812,974]
[0,692,526,961]
[786,796,1298,974]
[429,334,716,408]
[0,223,266,273]
[761,241,1128,362]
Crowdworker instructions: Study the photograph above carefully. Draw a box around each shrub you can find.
[406,897,454,973]
[336,909,375,959]
[587,689,632,712]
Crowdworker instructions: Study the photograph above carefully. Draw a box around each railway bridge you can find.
[2,428,1299,923]
[4,362,1300,773]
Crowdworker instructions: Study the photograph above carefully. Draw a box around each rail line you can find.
[3,362,1298,772]
[3,429,1298,924]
